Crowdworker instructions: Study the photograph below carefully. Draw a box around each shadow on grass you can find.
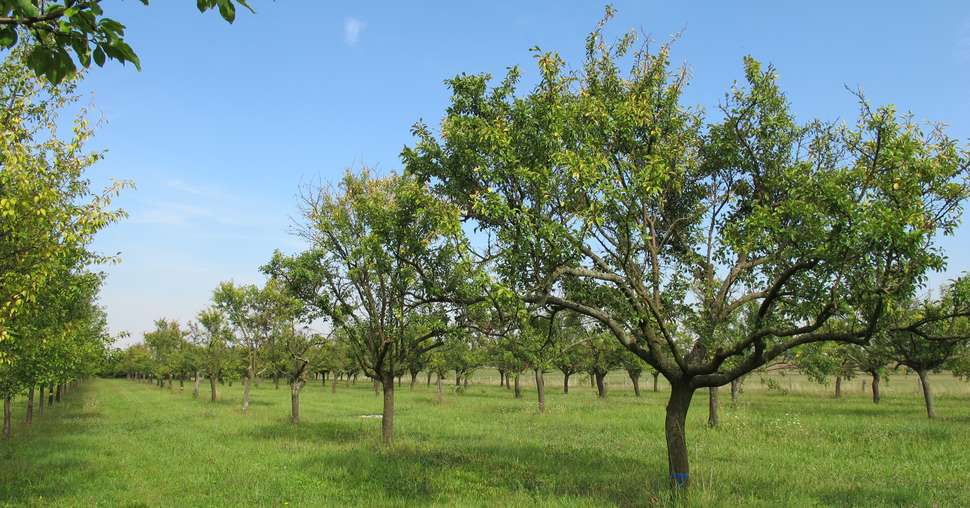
[249,419,369,444]
[297,440,658,506]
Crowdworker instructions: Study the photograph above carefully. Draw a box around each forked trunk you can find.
[630,372,641,397]
[3,397,10,439]
[535,369,546,414]
[26,386,34,425]
[242,368,253,412]
[209,375,218,402]
[708,387,719,427]
[290,381,303,424]
[916,369,935,419]
[513,372,522,399]
[834,376,842,399]
[594,372,606,398]
[381,371,395,446]
[870,371,880,404]
[563,372,570,394]
[665,384,694,488]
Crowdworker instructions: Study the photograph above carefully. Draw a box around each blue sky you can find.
[73,1,970,344]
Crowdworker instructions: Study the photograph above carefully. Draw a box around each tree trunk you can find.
[373,379,379,396]
[192,372,200,399]
[426,371,432,386]
[499,370,505,388]
[455,374,461,387]
[665,384,694,488]
[594,372,606,398]
[48,384,55,406]
[653,372,660,392]
[535,369,546,414]
[563,372,570,394]
[274,375,280,390]
[179,376,184,391]
[708,387,719,427]
[513,372,522,399]
[916,369,935,419]
[3,397,10,439]
[834,375,842,399]
[39,386,45,416]
[409,371,417,390]
[25,386,34,424]
[167,376,172,390]
[331,376,337,393]
[870,371,880,404]
[630,372,641,397]
[730,379,740,402]
[242,368,252,412]
[381,371,395,446]
[55,384,62,402]
[436,373,443,403]
[463,376,469,389]
[290,381,303,424]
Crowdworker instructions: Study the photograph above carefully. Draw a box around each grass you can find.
[1,372,969,507]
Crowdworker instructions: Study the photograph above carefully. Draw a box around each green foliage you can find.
[0,0,253,83]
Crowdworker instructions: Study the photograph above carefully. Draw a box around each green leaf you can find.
[218,0,235,23]
[0,27,17,49]
[93,46,106,66]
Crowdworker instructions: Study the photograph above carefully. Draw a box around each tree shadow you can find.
[249,419,370,444]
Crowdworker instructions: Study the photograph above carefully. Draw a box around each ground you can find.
[1,373,969,507]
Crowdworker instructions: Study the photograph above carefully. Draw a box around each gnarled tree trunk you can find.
[381,371,395,446]
[594,372,606,398]
[665,384,694,488]
[535,369,545,414]
[916,369,935,419]
[513,372,522,399]
[242,368,253,411]
[291,381,303,424]
[629,372,641,397]
[708,387,719,427]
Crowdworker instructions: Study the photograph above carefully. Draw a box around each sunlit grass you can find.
[1,373,968,507]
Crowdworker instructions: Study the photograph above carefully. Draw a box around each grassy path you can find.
[1,377,969,506]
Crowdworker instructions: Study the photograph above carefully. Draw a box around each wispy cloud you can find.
[165,178,230,200]
[344,17,365,47]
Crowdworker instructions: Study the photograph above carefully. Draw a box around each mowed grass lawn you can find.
[2,373,969,507]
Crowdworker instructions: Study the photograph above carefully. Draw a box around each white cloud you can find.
[344,17,365,46]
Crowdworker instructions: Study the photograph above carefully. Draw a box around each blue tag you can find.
[670,472,689,486]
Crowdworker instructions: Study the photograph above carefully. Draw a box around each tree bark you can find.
[535,369,546,414]
[436,373,443,403]
[48,384,55,406]
[331,376,337,393]
[916,369,935,419]
[594,372,606,398]
[3,397,10,439]
[25,386,34,425]
[39,386,45,416]
[630,372,641,397]
[274,375,280,390]
[409,371,417,390]
[834,375,842,399]
[373,379,379,396]
[381,371,395,446]
[513,372,522,399]
[653,372,660,392]
[426,371,432,386]
[290,381,303,424]
[209,375,218,402]
[242,368,252,412]
[55,384,62,402]
[192,372,200,399]
[563,372,570,394]
[730,379,740,402]
[708,387,719,427]
[870,371,880,404]
[665,384,694,488]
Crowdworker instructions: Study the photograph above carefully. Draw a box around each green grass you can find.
[1,373,969,507]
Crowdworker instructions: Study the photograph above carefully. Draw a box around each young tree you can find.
[403,9,970,487]
[265,170,477,445]
[213,281,275,412]
[189,308,233,402]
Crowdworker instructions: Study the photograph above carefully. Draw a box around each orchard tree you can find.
[265,170,479,445]
[213,281,275,412]
[0,0,253,83]
[189,307,233,401]
[403,9,970,487]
